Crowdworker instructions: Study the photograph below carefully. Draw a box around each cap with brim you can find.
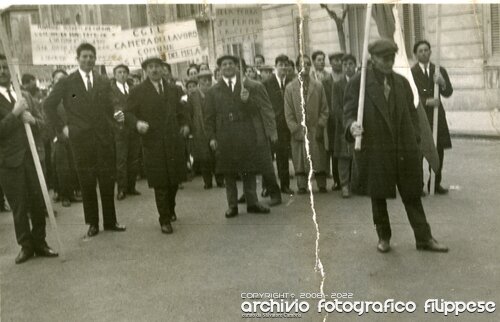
[113,64,129,73]
[216,55,239,66]
[260,65,274,71]
[197,70,213,78]
[141,57,164,69]
[328,52,345,61]
[185,77,198,87]
[368,39,398,56]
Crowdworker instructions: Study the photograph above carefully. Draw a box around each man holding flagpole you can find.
[344,39,448,254]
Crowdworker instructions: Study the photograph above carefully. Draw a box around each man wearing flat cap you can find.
[205,55,278,218]
[125,57,190,234]
[111,64,141,201]
[344,38,448,254]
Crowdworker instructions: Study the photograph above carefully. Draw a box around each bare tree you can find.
[320,4,348,53]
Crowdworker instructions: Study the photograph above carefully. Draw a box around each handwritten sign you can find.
[30,25,121,65]
[108,20,203,67]
[214,7,262,45]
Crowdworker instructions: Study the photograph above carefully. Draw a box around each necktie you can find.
[384,77,391,101]
[424,67,429,80]
[86,73,92,91]
[124,85,128,95]
[6,88,16,103]
[158,82,164,95]
[228,79,233,92]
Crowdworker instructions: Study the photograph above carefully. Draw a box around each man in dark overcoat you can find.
[44,43,125,237]
[344,39,448,253]
[125,57,189,234]
[111,64,141,201]
[0,54,58,264]
[205,55,276,218]
[263,54,293,195]
[327,54,357,198]
[411,40,453,195]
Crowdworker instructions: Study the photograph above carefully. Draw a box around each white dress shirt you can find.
[222,75,237,92]
[78,69,94,91]
[0,85,17,103]
[275,73,286,90]
[150,78,164,94]
[419,62,429,76]
[115,81,129,95]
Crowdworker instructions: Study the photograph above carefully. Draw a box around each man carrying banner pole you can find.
[0,27,61,264]
[345,35,449,253]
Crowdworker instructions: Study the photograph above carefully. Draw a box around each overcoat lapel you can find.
[366,72,394,138]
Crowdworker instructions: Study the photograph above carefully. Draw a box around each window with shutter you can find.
[491,4,500,56]
[402,4,423,59]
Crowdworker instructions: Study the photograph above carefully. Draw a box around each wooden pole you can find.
[239,46,245,91]
[354,3,373,151]
[0,22,65,261]
[430,4,441,196]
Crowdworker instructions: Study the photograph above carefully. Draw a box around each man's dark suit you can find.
[411,63,453,188]
[110,81,140,194]
[263,75,292,191]
[322,74,341,186]
[44,71,117,228]
[0,90,47,249]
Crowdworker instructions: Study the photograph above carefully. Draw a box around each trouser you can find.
[338,157,352,187]
[154,184,178,224]
[72,140,117,228]
[371,197,432,243]
[327,151,340,184]
[427,147,445,188]
[225,173,258,209]
[201,152,224,187]
[54,140,79,199]
[0,154,47,249]
[261,170,282,200]
[274,139,291,190]
[296,172,327,190]
[115,131,141,193]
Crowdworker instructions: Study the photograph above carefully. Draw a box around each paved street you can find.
[0,138,499,322]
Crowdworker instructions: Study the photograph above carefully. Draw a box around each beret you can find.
[368,39,398,56]
[197,70,213,78]
[216,55,239,66]
[328,52,345,61]
[141,57,164,69]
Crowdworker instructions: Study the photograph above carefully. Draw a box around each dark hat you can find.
[216,55,239,66]
[141,57,164,69]
[368,39,398,56]
[328,52,345,61]
[185,77,198,87]
[259,65,274,71]
[113,64,129,73]
[197,70,213,79]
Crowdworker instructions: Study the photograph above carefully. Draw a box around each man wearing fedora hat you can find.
[205,55,278,217]
[344,38,448,254]
[125,57,190,234]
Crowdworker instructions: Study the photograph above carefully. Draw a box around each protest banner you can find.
[30,24,121,65]
[108,20,203,68]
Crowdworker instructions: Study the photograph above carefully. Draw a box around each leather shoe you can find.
[170,212,177,222]
[15,248,34,264]
[204,183,213,190]
[331,183,341,191]
[237,195,246,203]
[161,222,173,234]
[62,198,71,207]
[341,186,350,198]
[216,182,225,188]
[87,225,99,237]
[435,185,449,195]
[117,191,126,200]
[247,204,270,214]
[225,208,239,218]
[416,238,449,252]
[104,223,126,232]
[127,189,141,196]
[269,198,282,207]
[281,187,294,195]
[377,240,391,253]
[261,189,269,198]
[421,190,427,197]
[34,245,58,257]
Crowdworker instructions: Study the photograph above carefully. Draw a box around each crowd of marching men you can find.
[0,38,452,264]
